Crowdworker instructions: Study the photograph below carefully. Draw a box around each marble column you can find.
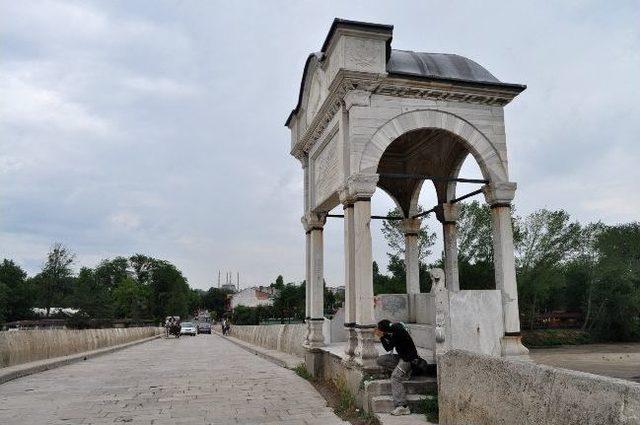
[483,182,529,357]
[341,199,357,361]
[342,173,379,370]
[304,228,311,345]
[303,211,326,348]
[436,203,460,292]
[401,218,421,295]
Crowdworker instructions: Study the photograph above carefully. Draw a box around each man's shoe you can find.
[390,405,411,416]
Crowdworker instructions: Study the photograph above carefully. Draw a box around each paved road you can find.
[0,334,347,425]
[530,342,640,383]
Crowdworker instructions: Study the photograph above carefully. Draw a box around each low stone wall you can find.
[0,327,162,368]
[438,350,640,425]
[230,324,305,358]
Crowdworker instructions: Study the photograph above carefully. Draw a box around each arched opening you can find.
[376,127,473,217]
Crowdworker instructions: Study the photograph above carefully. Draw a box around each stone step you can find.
[370,394,435,413]
[364,376,437,397]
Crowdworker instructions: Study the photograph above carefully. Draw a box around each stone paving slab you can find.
[0,334,161,385]
[212,330,303,369]
[0,333,347,424]
[377,413,436,424]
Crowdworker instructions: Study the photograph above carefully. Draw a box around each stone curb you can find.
[0,334,162,385]
[212,330,303,369]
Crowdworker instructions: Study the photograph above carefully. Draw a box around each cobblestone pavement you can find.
[0,334,348,425]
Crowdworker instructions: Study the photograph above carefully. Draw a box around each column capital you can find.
[435,203,460,224]
[300,154,309,169]
[301,211,327,232]
[294,151,309,168]
[339,173,379,204]
[483,182,517,206]
[400,218,421,235]
[343,89,371,111]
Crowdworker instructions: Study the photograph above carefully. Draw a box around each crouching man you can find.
[375,319,418,416]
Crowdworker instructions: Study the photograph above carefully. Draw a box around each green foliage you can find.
[74,267,114,319]
[418,393,439,423]
[112,277,150,319]
[588,223,640,341]
[292,363,313,381]
[0,282,8,323]
[381,207,436,261]
[332,377,377,423]
[38,243,75,316]
[202,287,233,320]
[273,275,285,289]
[0,259,35,322]
[271,281,305,322]
[457,201,496,289]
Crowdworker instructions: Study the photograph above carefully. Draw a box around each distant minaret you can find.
[237,272,240,290]
[217,270,221,288]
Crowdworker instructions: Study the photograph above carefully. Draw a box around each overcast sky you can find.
[1,1,638,289]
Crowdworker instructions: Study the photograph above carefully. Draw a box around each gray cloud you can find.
[1,0,638,289]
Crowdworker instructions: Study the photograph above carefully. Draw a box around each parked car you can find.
[197,322,212,334]
[180,321,197,336]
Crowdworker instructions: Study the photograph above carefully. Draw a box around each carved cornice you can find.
[290,69,520,161]
[376,77,521,107]
[291,70,385,160]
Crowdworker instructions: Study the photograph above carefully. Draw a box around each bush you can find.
[292,363,313,381]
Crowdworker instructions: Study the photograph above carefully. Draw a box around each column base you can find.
[342,325,357,365]
[303,319,310,346]
[354,326,381,371]
[501,335,530,359]
[305,318,325,349]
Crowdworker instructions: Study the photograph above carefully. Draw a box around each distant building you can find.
[327,286,345,295]
[221,284,237,292]
[230,286,277,309]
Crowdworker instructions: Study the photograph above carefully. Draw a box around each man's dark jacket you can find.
[380,323,418,362]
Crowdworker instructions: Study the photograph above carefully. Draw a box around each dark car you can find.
[197,322,212,334]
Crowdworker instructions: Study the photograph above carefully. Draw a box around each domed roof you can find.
[388,50,501,85]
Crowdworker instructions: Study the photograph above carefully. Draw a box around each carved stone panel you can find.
[312,128,341,208]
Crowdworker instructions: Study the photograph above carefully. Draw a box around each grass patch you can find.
[420,393,439,423]
[522,329,592,347]
[331,376,379,425]
[292,363,314,381]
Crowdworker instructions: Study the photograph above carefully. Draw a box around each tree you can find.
[0,259,35,322]
[272,282,305,323]
[0,282,8,324]
[39,243,75,317]
[112,277,150,319]
[149,260,190,320]
[381,207,436,261]
[94,257,129,291]
[129,254,157,285]
[74,267,114,319]
[456,201,496,289]
[203,287,233,320]
[515,209,583,329]
[273,275,285,289]
[588,223,640,340]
